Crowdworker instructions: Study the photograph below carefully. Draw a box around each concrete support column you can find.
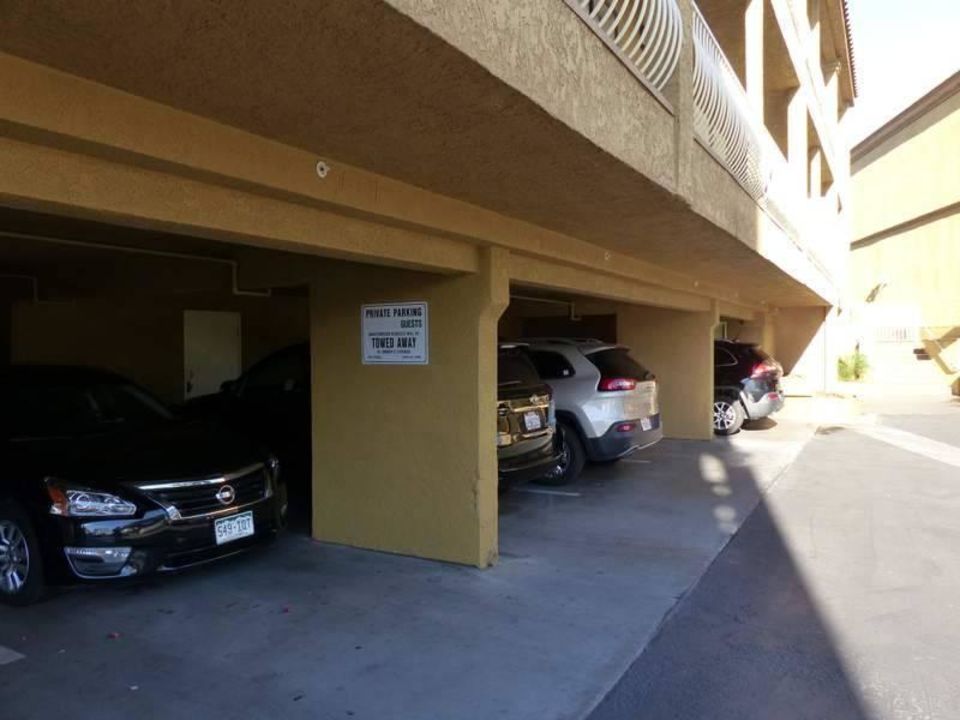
[809,146,823,199]
[787,89,809,196]
[618,303,718,440]
[807,0,821,67]
[673,0,697,200]
[745,0,765,117]
[824,63,841,124]
[309,247,508,567]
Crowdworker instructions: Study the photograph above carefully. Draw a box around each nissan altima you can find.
[0,365,284,605]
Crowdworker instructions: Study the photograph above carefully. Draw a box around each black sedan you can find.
[0,366,284,605]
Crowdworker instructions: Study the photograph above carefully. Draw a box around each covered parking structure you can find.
[0,23,831,568]
[0,197,752,569]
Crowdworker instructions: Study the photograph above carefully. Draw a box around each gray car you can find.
[520,339,662,484]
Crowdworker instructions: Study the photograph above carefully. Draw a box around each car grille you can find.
[135,464,268,520]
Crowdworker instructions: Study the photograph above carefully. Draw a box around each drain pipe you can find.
[0,229,272,298]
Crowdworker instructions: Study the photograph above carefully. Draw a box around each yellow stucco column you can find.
[309,247,508,567]
[745,0,765,117]
[617,303,717,440]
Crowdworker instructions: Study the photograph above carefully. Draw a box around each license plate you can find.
[523,410,543,432]
[640,417,653,431]
[214,511,255,545]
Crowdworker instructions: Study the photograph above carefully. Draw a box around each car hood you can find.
[7,420,264,490]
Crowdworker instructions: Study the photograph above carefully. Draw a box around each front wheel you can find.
[713,397,745,436]
[537,423,586,485]
[0,500,45,606]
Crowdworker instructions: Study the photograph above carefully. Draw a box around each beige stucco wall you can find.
[851,213,960,329]
[853,90,960,242]
[310,250,507,567]
[851,84,960,389]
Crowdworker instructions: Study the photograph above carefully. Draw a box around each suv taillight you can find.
[751,361,776,378]
[598,377,637,392]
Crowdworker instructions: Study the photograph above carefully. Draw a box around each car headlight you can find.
[46,480,138,518]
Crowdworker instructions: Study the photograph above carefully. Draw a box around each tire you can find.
[537,422,586,485]
[0,500,45,606]
[713,396,745,436]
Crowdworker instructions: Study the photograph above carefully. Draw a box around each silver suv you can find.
[521,339,662,484]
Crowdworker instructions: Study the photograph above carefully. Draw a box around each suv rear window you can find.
[498,349,541,387]
[587,348,652,380]
[529,351,575,380]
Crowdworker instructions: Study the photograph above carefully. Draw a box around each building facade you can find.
[0,0,856,565]
[850,71,960,393]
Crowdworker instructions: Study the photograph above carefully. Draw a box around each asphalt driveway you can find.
[591,395,960,720]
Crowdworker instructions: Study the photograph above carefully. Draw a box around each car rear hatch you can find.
[585,346,659,419]
[497,346,554,449]
[747,346,783,382]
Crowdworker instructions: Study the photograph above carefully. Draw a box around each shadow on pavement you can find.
[743,417,778,431]
[587,441,872,720]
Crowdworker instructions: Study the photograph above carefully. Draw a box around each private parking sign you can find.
[361,302,429,365]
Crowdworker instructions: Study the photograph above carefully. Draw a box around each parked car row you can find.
[0,337,782,605]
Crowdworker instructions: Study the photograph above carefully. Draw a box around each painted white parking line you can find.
[621,458,651,465]
[851,423,960,469]
[0,646,25,665]
[514,488,582,498]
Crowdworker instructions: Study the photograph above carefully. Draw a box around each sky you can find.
[843,0,960,144]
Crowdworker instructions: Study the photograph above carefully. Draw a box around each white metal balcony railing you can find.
[569,1,834,278]
[692,4,814,245]
[569,0,684,92]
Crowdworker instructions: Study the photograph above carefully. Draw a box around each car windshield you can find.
[498,349,541,387]
[1,382,174,440]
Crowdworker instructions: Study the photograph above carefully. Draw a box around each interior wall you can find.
[617,304,717,440]
[11,294,308,403]
[310,250,507,567]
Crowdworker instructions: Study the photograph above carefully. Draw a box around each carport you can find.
[0,49,777,570]
[0,199,729,570]
[0,206,508,567]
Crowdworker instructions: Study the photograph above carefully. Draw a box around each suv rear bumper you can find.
[498,432,562,485]
[585,414,663,462]
[742,389,785,420]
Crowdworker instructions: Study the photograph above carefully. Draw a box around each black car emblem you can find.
[216,484,236,506]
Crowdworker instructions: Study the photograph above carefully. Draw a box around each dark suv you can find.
[714,340,784,435]
[497,344,563,486]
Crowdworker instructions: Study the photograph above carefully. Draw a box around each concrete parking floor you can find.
[591,395,960,720]
[0,419,813,720]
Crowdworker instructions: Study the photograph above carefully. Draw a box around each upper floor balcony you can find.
[0,0,856,310]
[570,0,855,291]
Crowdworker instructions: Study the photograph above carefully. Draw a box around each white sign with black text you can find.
[361,302,429,365]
